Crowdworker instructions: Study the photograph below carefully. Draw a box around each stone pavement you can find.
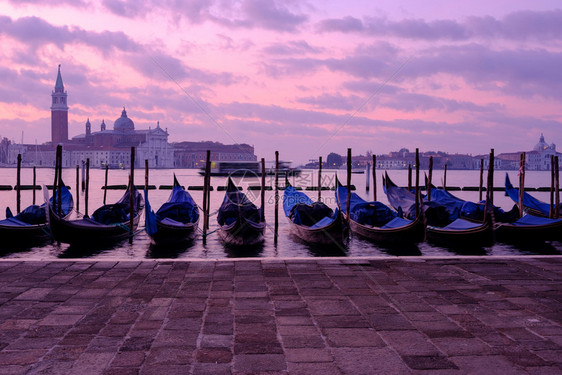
[0,256,561,375]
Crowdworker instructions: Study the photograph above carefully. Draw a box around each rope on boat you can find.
[130,228,145,237]
[196,204,218,217]
[204,228,219,236]
[117,223,130,231]
[196,226,219,237]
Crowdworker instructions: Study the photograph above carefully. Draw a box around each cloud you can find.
[316,9,562,41]
[261,40,322,56]
[239,0,308,32]
[316,16,363,33]
[0,15,140,53]
[261,40,562,99]
[98,0,308,32]
[5,0,89,7]
[297,93,361,111]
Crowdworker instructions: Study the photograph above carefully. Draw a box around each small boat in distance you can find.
[283,180,348,246]
[145,175,199,246]
[48,179,143,246]
[217,177,265,246]
[266,161,302,177]
[0,184,73,249]
[199,161,260,177]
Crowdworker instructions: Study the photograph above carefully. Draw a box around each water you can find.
[1,167,560,259]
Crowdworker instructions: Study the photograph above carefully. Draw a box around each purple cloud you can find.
[262,40,322,56]
[5,0,88,7]
[316,16,363,32]
[98,0,308,32]
[241,0,308,32]
[0,16,140,53]
[316,9,562,41]
[297,93,361,111]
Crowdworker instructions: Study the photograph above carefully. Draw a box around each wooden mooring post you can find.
[129,147,135,244]
[16,154,21,214]
[318,156,322,202]
[274,151,279,245]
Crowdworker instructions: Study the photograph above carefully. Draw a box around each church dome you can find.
[534,133,549,152]
[114,107,135,131]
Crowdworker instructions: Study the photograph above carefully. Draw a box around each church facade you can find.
[10,65,174,168]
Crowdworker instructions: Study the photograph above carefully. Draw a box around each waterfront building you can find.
[173,141,256,168]
[51,65,69,145]
[527,134,557,171]
[8,66,174,168]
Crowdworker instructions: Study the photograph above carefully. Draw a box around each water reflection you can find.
[1,168,561,259]
[147,241,195,259]
[223,243,264,258]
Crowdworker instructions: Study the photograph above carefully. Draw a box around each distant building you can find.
[9,65,173,168]
[173,141,256,168]
[51,65,69,145]
[443,154,474,169]
[527,134,557,170]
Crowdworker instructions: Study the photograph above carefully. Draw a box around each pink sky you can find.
[0,0,561,164]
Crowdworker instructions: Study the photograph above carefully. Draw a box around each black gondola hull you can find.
[426,221,494,249]
[0,224,51,249]
[219,216,265,247]
[351,216,425,245]
[150,220,198,246]
[48,205,141,246]
[288,211,348,246]
[495,220,562,244]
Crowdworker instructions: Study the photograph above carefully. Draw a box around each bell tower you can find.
[51,64,68,144]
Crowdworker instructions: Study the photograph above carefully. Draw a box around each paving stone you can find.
[200,334,233,348]
[195,348,233,363]
[278,325,319,336]
[281,334,325,348]
[191,363,232,375]
[379,330,441,356]
[145,347,192,365]
[284,348,333,363]
[306,298,360,316]
[450,355,529,375]
[287,362,342,375]
[323,328,385,348]
[233,354,286,373]
[0,349,48,366]
[431,337,496,356]
[402,355,459,370]
[109,351,145,367]
[27,360,73,375]
[120,337,153,352]
[366,313,415,330]
[332,347,411,375]
[0,258,559,375]
[70,352,114,374]
[314,315,371,328]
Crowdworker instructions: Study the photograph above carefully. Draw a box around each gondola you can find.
[48,180,142,246]
[505,173,561,218]
[145,175,199,246]
[283,180,347,246]
[426,217,494,249]
[217,177,265,246]
[335,183,424,245]
[384,172,493,249]
[0,185,73,248]
[495,214,562,244]
[426,179,519,224]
